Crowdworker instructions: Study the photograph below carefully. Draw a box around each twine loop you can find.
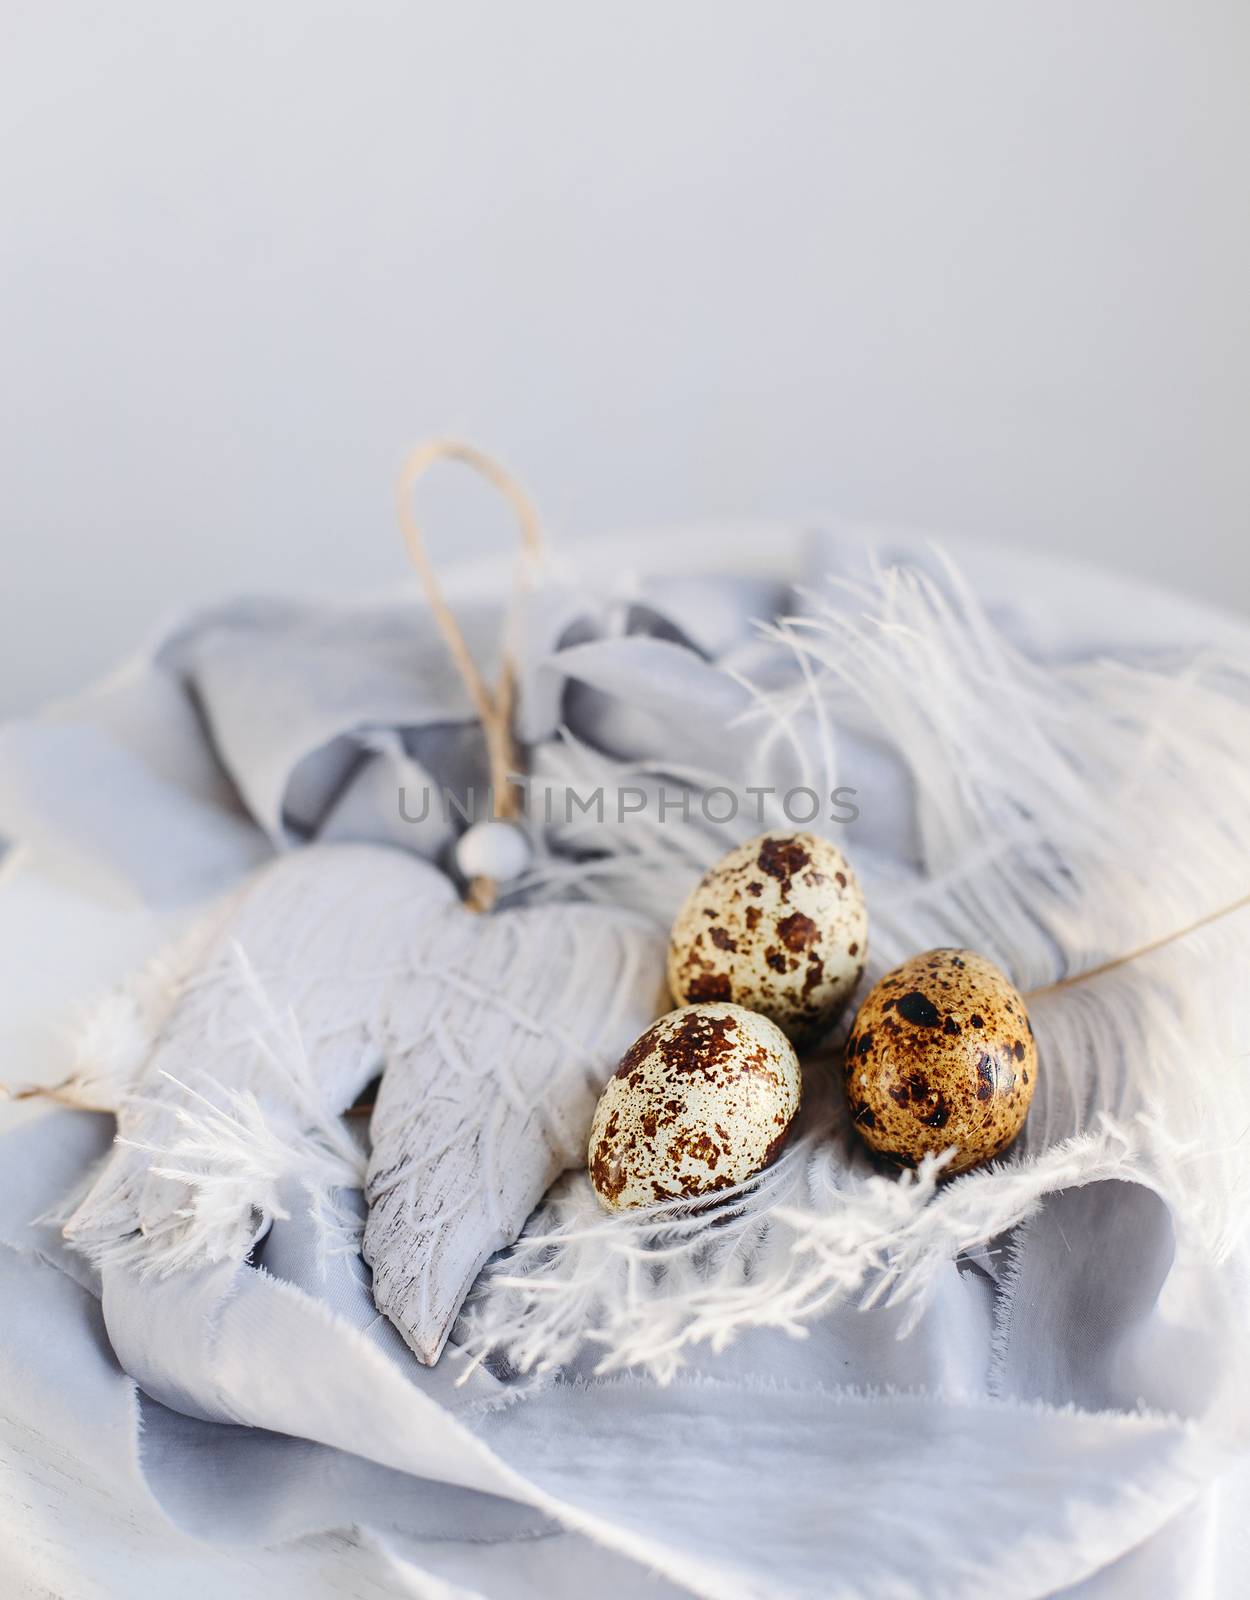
[396,439,546,910]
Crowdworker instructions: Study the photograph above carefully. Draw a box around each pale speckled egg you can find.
[844,948,1037,1176]
[588,1002,801,1210]
[667,831,868,1042]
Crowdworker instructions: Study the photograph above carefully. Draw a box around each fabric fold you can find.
[2,526,1249,1597]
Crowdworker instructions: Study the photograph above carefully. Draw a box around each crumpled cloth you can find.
[1,524,1248,1599]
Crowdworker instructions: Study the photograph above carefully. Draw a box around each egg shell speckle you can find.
[844,948,1037,1176]
[667,831,867,1041]
[588,1002,801,1210]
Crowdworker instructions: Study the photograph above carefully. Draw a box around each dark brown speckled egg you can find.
[843,948,1036,1176]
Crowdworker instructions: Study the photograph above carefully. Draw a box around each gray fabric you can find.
[0,526,1247,1598]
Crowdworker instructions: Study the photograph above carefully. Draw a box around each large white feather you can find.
[458,556,1250,1378]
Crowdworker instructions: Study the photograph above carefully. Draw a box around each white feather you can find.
[3,900,228,1111]
[65,944,367,1278]
[458,555,1250,1378]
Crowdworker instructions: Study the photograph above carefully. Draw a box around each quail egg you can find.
[667,831,867,1042]
[844,948,1036,1176]
[588,1002,801,1209]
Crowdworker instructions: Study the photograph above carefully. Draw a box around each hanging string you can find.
[396,438,546,912]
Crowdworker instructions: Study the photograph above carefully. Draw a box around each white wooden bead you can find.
[454,820,533,883]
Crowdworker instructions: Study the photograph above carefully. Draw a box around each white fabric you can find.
[1,524,1248,1598]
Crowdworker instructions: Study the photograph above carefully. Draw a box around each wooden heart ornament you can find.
[59,440,662,1365]
[59,842,664,1368]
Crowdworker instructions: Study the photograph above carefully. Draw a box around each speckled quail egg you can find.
[667,831,867,1042]
[843,948,1037,1176]
[588,1002,801,1210]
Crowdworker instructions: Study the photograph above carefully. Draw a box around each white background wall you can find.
[3,2,1248,715]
